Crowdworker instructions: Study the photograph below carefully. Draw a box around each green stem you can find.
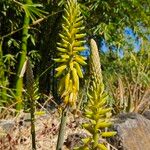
[0,38,7,101]
[26,59,36,150]
[15,0,32,110]
[56,107,68,150]
[30,99,36,150]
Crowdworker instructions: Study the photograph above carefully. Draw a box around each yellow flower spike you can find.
[57,47,67,53]
[59,33,68,41]
[80,39,116,149]
[75,55,87,65]
[56,1,86,149]
[75,33,86,39]
[57,42,68,49]
[80,55,87,60]
[55,0,86,109]
[69,79,73,91]
[53,58,67,63]
[65,72,70,91]
[62,16,70,26]
[62,38,69,45]
[76,16,83,22]
[63,94,69,104]
[55,65,67,77]
[73,40,86,47]
[97,144,107,150]
[58,76,65,93]
[74,62,83,78]
[61,54,70,59]
[69,92,74,102]
[72,68,79,91]
[74,46,85,52]
[55,64,67,72]
[69,92,77,106]
[73,20,84,28]
[96,121,112,129]
[69,61,74,70]
[64,8,69,17]
[101,131,117,138]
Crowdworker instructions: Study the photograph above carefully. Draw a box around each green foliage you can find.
[1,0,149,108]
[76,39,116,150]
[15,0,32,110]
[21,2,48,22]
[15,0,47,110]
[80,0,150,47]
[0,39,6,101]
[102,39,150,114]
[55,0,86,107]
[0,0,149,149]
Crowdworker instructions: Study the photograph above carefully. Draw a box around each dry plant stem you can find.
[56,106,68,150]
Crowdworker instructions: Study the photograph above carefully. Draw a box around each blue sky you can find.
[101,27,141,52]
[81,27,142,58]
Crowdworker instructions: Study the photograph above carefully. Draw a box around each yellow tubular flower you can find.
[55,0,86,107]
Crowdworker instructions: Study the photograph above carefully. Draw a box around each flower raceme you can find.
[54,0,86,107]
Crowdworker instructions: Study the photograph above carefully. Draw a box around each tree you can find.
[0,0,149,109]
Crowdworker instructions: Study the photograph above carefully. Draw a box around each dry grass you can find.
[0,109,86,150]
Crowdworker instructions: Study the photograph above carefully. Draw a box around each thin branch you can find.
[1,10,63,40]
[12,0,23,6]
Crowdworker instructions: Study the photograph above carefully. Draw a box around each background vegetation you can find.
[0,0,149,149]
[0,0,149,112]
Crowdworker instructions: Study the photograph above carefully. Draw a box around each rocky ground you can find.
[0,109,87,150]
[0,109,150,150]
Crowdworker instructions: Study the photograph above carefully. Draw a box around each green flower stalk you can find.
[55,0,86,149]
[77,39,116,150]
[26,59,36,150]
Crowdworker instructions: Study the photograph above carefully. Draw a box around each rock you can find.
[0,120,15,132]
[143,110,150,120]
[110,113,150,150]
[64,133,88,149]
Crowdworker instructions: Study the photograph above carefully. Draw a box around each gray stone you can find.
[110,113,150,150]
[0,120,15,132]
[143,110,150,120]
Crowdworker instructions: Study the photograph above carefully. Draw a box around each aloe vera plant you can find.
[55,0,86,149]
[76,39,116,150]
